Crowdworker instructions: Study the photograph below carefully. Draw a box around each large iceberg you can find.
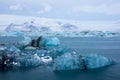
[0,36,114,70]
[53,52,113,71]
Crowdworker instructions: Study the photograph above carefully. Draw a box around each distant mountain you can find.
[61,23,78,31]
[39,27,51,32]
[5,21,39,32]
[0,14,120,32]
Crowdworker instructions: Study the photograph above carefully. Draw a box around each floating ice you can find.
[0,36,114,70]
[45,37,60,47]
[53,53,113,71]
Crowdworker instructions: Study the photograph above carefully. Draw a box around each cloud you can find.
[9,4,22,10]
[72,3,120,15]
[36,3,52,14]
[43,3,52,12]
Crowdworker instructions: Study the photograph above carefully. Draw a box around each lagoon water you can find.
[0,37,120,80]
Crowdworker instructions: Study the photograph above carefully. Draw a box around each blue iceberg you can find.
[18,36,60,49]
[53,52,113,71]
[0,36,114,70]
[45,37,60,47]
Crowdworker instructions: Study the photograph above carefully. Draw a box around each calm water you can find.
[0,37,120,80]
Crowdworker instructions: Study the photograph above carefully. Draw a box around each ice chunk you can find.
[0,36,114,70]
[45,37,60,47]
[53,52,113,71]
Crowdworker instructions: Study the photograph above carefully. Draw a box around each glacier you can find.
[0,36,114,71]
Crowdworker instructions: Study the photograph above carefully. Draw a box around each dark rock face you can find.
[30,36,42,48]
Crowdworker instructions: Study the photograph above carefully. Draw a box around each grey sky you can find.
[0,0,120,21]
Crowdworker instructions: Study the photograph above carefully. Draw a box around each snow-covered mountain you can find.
[0,14,61,32]
[61,23,78,31]
[5,21,39,32]
[0,14,120,32]
[0,14,120,37]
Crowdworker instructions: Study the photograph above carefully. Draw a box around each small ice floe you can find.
[40,56,52,63]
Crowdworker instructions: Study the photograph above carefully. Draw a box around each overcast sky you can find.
[0,0,120,21]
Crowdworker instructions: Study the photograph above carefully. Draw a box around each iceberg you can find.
[53,52,113,71]
[0,36,114,70]
[0,48,43,68]
[18,36,60,49]
[45,37,60,47]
